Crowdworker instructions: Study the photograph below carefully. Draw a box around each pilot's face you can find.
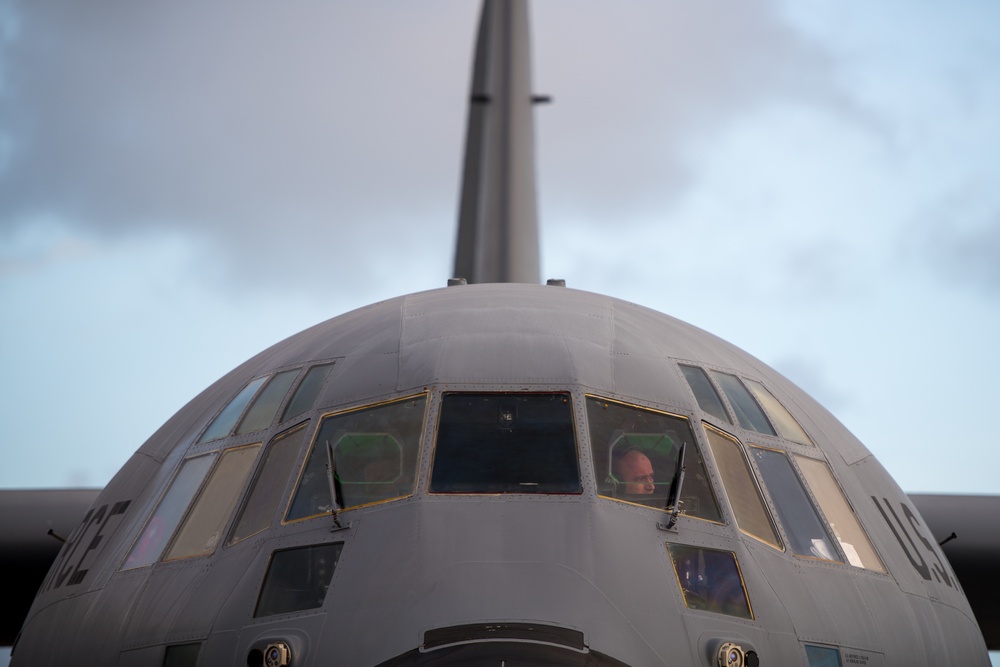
[619,451,655,495]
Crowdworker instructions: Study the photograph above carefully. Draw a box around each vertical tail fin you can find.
[453,0,542,284]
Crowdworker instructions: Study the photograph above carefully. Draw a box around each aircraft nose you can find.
[372,632,631,666]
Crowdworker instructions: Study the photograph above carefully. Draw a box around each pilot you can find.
[614,449,655,495]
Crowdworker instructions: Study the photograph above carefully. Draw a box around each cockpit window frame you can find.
[162,442,262,562]
[678,364,732,426]
[677,362,816,450]
[586,394,724,524]
[197,365,317,446]
[228,420,312,546]
[742,379,813,446]
[235,369,301,436]
[750,444,842,564]
[710,371,778,437]
[427,391,583,496]
[282,361,337,423]
[282,392,430,524]
[197,376,270,445]
[120,452,217,571]
[667,543,755,620]
[702,423,784,551]
[794,454,887,573]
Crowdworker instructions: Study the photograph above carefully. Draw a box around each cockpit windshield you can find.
[586,396,722,522]
[430,393,581,494]
[286,394,427,521]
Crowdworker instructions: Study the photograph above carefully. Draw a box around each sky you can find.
[1,0,999,660]
[4,0,997,493]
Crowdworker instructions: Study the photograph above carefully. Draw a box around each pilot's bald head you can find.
[615,449,655,495]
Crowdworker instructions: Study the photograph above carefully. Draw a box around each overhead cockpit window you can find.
[230,423,310,545]
[679,365,731,424]
[751,447,839,562]
[282,363,335,422]
[704,425,781,548]
[795,456,885,572]
[668,544,753,620]
[286,395,426,521]
[199,376,269,444]
[710,372,776,437]
[122,455,215,569]
[430,393,580,494]
[255,542,343,618]
[164,444,260,561]
[236,369,300,435]
[587,397,721,522]
[744,379,812,445]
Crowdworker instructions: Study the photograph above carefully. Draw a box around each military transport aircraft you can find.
[4,1,1000,666]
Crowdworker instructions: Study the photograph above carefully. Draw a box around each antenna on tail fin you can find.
[453,0,545,284]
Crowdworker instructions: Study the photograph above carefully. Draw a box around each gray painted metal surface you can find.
[11,285,992,665]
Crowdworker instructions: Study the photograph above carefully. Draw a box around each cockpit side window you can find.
[282,363,335,422]
[795,456,885,572]
[229,422,310,545]
[679,365,731,424]
[122,454,215,570]
[236,369,300,435]
[430,393,580,494]
[751,447,840,562]
[286,394,426,521]
[744,379,812,445]
[164,444,260,561]
[711,372,776,437]
[586,397,722,522]
[704,425,781,548]
[199,376,269,444]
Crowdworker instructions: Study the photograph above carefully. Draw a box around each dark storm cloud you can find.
[0,1,839,293]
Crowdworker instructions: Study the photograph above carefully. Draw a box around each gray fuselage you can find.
[13,284,987,666]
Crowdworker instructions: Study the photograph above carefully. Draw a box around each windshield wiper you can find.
[658,440,687,531]
[325,440,349,531]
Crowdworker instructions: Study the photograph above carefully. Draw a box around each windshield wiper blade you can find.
[325,440,348,531]
[659,440,687,531]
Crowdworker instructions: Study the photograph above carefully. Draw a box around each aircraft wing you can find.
[909,493,1000,650]
[0,488,101,646]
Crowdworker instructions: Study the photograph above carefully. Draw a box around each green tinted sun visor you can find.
[333,433,403,485]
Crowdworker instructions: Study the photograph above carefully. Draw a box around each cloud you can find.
[535,0,843,225]
[0,1,481,292]
[0,1,841,296]
[902,181,1000,297]
[780,237,864,303]
[0,219,99,277]
[770,355,851,413]
[933,209,1000,294]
